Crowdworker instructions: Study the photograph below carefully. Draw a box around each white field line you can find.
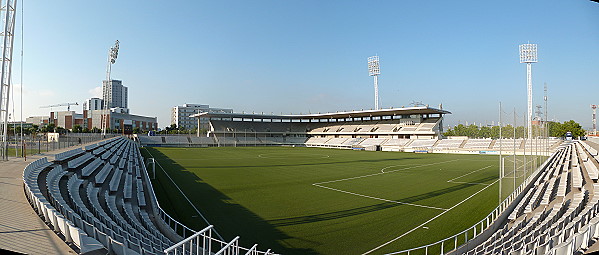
[501,157,535,179]
[312,184,448,211]
[380,159,460,174]
[258,153,331,159]
[362,177,499,255]
[312,160,461,212]
[446,165,494,185]
[363,156,538,254]
[315,159,459,185]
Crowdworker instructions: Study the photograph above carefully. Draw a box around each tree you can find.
[479,126,491,138]
[490,126,500,139]
[560,120,585,138]
[42,123,56,133]
[500,125,514,138]
[133,127,141,134]
[72,125,83,133]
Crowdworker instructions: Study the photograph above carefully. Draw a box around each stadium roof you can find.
[191,106,451,120]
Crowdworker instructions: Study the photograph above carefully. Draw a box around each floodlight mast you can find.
[592,105,598,135]
[101,40,119,135]
[0,0,17,161]
[519,43,538,139]
[368,56,380,110]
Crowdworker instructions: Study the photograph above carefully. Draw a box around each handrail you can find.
[214,237,240,255]
[163,225,214,253]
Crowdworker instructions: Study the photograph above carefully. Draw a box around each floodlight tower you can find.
[101,40,120,135]
[368,56,381,110]
[592,105,598,135]
[0,0,17,161]
[519,43,538,139]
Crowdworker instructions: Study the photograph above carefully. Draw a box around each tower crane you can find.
[40,102,79,111]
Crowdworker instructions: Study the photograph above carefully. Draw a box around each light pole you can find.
[102,40,120,136]
[519,43,538,140]
[591,105,597,135]
[368,56,381,110]
[0,0,17,160]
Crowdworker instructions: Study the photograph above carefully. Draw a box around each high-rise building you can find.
[102,80,128,109]
[83,98,103,111]
[171,104,232,130]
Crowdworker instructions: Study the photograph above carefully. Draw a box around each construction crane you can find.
[40,102,79,111]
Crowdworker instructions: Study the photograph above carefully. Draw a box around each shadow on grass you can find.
[142,147,318,255]
[142,147,494,254]
[271,175,497,227]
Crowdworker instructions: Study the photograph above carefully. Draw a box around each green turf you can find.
[141,146,543,255]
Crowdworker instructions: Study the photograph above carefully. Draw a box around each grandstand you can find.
[192,106,450,142]
[448,140,599,254]
[66,107,588,255]
[380,140,599,255]
[20,132,598,255]
[133,106,555,155]
[22,137,274,255]
[138,134,559,155]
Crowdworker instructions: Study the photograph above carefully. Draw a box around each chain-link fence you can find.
[5,133,120,159]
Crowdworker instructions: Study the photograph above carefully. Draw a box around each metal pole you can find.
[527,62,533,139]
[374,75,379,110]
[0,0,17,161]
[499,102,502,204]
[514,108,517,191]
[544,82,548,156]
[18,0,22,159]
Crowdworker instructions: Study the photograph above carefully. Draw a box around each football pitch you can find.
[141,146,541,255]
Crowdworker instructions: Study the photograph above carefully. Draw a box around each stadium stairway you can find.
[458,139,468,148]
[488,139,497,149]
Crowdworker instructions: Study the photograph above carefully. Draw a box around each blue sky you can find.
[11,0,599,128]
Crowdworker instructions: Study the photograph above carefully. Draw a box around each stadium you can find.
[10,103,599,255]
[2,1,599,255]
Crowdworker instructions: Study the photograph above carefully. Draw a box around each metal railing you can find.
[5,133,119,158]
[163,225,275,255]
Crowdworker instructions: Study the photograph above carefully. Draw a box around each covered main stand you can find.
[191,106,451,141]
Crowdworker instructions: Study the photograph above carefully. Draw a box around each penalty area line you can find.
[361,178,498,255]
[312,184,448,211]
[446,165,494,185]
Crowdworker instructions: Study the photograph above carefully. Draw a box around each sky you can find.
[9,0,599,129]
